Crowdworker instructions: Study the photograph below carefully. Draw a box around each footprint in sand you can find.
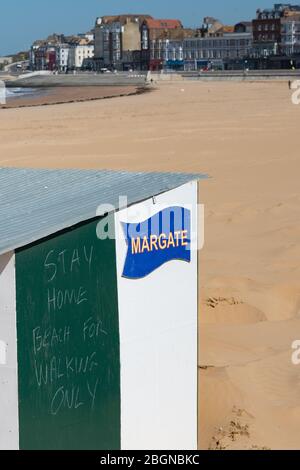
[208,407,270,451]
[202,295,266,324]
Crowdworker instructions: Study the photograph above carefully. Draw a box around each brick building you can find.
[141,18,184,70]
[252,3,300,57]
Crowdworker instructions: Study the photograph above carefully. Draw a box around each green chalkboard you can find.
[15,216,121,450]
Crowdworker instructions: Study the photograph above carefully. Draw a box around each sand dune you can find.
[0,81,300,449]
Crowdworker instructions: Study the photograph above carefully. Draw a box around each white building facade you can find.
[281,16,300,55]
[184,33,252,69]
[56,45,70,72]
[151,39,184,62]
[68,44,94,69]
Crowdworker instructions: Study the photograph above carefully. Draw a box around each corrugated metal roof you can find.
[0,167,207,255]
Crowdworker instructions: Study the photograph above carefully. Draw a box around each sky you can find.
[0,0,277,56]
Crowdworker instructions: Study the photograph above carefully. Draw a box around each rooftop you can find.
[144,19,183,30]
[0,167,206,255]
[99,14,153,26]
[218,25,235,33]
[235,21,252,26]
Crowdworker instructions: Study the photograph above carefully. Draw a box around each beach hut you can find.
[0,167,206,450]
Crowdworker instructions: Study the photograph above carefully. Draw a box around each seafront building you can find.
[30,17,254,72]
[30,34,65,70]
[56,44,70,72]
[159,39,185,69]
[30,33,95,71]
[252,3,300,57]
[93,15,191,71]
[28,4,300,73]
[140,18,188,70]
[94,15,151,71]
[234,22,253,34]
[67,42,95,70]
[183,31,253,70]
[31,45,57,71]
[281,13,300,55]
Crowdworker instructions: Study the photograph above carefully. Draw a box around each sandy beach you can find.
[0,80,300,450]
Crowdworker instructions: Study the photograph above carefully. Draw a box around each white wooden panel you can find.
[0,252,19,450]
[115,182,198,450]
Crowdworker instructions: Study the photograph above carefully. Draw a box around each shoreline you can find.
[1,85,151,109]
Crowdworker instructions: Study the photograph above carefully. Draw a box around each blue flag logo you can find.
[121,206,191,279]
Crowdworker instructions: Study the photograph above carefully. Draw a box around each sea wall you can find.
[151,70,300,82]
[6,72,148,88]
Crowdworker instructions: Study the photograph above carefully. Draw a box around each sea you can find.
[5,87,39,100]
